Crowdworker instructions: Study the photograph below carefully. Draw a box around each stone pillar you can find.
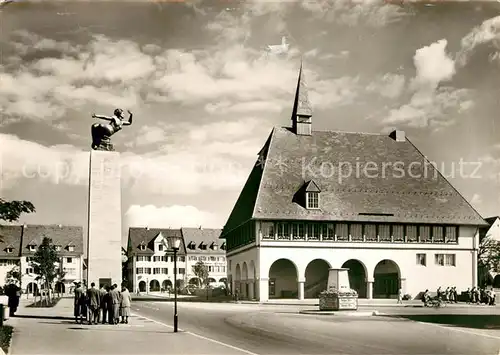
[248,280,255,300]
[298,280,305,300]
[366,279,374,299]
[259,278,269,302]
[87,150,122,288]
[472,250,478,288]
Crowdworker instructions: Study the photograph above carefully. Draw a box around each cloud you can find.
[470,193,483,206]
[300,0,408,28]
[125,205,223,229]
[456,15,500,67]
[383,39,470,129]
[366,74,406,99]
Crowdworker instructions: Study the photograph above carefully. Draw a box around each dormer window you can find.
[55,245,61,251]
[306,191,319,209]
[158,244,163,251]
[198,243,207,250]
[220,242,226,251]
[6,248,13,254]
[188,241,196,250]
[210,242,218,251]
[139,244,146,251]
[29,245,37,252]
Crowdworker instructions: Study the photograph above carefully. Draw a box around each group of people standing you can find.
[466,286,496,305]
[74,282,132,325]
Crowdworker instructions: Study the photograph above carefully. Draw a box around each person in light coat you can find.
[120,285,132,324]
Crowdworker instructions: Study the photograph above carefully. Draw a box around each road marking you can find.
[132,311,260,355]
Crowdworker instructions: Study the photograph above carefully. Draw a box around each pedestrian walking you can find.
[397,288,403,304]
[120,285,132,324]
[86,282,100,325]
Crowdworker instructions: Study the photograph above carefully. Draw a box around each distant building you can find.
[182,227,227,287]
[0,224,84,295]
[221,63,487,301]
[479,216,500,286]
[126,228,187,293]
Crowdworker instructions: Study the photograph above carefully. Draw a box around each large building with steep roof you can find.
[126,227,227,293]
[221,64,488,301]
[0,224,84,295]
[182,227,227,286]
[127,227,187,293]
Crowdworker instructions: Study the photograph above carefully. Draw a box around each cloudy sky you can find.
[1,0,500,247]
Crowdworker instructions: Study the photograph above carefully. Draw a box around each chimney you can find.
[199,225,202,230]
[145,226,149,230]
[389,130,405,142]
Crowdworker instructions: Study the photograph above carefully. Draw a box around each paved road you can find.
[132,301,500,355]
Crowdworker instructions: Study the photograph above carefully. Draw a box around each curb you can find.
[299,310,380,316]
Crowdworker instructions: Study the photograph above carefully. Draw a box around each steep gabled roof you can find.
[127,228,185,256]
[0,225,22,257]
[20,225,83,256]
[304,180,321,192]
[485,216,500,225]
[181,228,225,254]
[222,127,487,236]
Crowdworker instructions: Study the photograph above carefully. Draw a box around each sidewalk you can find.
[6,297,246,355]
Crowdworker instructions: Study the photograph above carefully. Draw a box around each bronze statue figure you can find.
[91,108,133,150]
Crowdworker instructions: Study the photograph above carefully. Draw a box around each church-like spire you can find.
[291,59,313,135]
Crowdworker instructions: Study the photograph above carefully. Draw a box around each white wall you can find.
[486,218,500,242]
[227,225,479,300]
[0,260,18,288]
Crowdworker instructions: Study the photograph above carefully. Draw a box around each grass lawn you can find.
[27,297,61,308]
[0,325,13,354]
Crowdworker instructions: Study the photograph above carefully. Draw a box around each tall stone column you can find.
[248,280,255,300]
[298,279,305,300]
[366,279,374,299]
[259,278,269,302]
[87,150,122,288]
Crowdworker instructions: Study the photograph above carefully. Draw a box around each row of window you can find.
[261,222,459,244]
[4,245,76,254]
[136,267,186,275]
[136,256,186,262]
[188,256,225,262]
[0,260,18,266]
[416,253,456,267]
[26,257,74,264]
[208,266,226,273]
[226,222,256,251]
[25,267,77,275]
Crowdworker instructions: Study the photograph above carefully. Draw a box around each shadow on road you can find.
[387,314,500,329]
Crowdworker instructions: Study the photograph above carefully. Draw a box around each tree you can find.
[0,198,35,222]
[31,237,60,302]
[478,231,500,286]
[5,264,21,286]
[192,261,209,288]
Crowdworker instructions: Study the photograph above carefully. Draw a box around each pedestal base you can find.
[319,291,358,311]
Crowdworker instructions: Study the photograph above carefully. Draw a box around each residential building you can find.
[0,224,84,295]
[182,227,227,286]
[127,227,187,293]
[0,225,23,289]
[479,216,500,286]
[221,63,488,301]
[21,224,84,295]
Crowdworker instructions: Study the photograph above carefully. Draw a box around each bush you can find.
[403,294,412,300]
[0,325,13,354]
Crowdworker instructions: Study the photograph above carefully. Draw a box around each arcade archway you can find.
[304,259,330,298]
[149,279,160,292]
[139,281,146,292]
[342,259,367,298]
[373,259,400,298]
[268,259,298,299]
[162,280,172,290]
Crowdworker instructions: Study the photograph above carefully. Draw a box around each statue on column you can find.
[91,108,133,151]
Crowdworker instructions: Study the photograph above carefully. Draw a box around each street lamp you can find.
[167,237,182,333]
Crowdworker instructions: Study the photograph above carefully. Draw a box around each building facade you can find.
[182,227,227,286]
[221,64,487,301]
[479,216,500,286]
[0,224,84,295]
[127,227,187,293]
